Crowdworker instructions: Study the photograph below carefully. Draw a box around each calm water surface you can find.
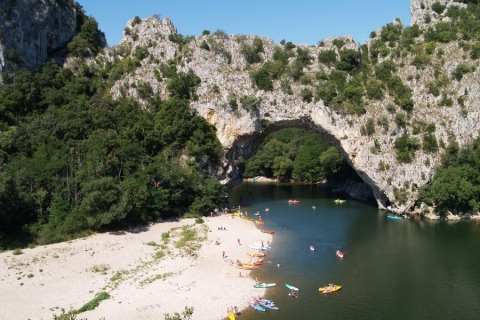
[229,183,480,320]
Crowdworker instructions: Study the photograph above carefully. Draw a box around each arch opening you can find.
[221,120,386,207]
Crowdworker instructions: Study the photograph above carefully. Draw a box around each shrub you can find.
[332,38,345,49]
[200,40,210,51]
[440,93,453,106]
[377,115,389,132]
[240,38,264,64]
[301,88,313,102]
[365,118,375,136]
[366,81,384,100]
[132,16,142,26]
[318,50,337,65]
[423,133,439,153]
[213,29,228,39]
[250,68,273,91]
[394,134,420,163]
[395,113,407,128]
[452,64,470,80]
[134,46,148,60]
[240,95,261,111]
[411,54,430,69]
[431,2,446,15]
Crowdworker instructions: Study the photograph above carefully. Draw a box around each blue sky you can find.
[77,0,411,46]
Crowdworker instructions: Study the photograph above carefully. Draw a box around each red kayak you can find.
[336,250,345,258]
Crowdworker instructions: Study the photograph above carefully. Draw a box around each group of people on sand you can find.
[218,226,227,230]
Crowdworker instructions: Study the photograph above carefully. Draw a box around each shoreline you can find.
[0,214,273,320]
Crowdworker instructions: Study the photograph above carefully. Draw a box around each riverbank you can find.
[0,214,273,320]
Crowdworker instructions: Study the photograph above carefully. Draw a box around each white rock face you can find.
[410,0,467,28]
[101,8,480,214]
[0,0,77,77]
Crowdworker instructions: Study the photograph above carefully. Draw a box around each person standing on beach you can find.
[222,251,225,258]
[237,239,241,245]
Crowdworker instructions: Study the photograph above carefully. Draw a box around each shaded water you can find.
[229,183,480,320]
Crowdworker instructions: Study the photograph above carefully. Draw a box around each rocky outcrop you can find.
[0,0,77,78]
[410,0,467,28]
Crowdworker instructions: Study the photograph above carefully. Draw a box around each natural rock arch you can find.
[194,101,393,211]
[215,118,387,207]
[103,0,480,214]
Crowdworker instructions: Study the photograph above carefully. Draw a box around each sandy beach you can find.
[0,213,273,320]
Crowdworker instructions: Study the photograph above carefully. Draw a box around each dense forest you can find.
[0,5,225,248]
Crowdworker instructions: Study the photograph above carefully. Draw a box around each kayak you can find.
[285,283,299,291]
[247,252,266,257]
[334,199,346,203]
[319,284,342,294]
[336,250,345,258]
[249,244,270,251]
[254,282,276,288]
[387,215,403,220]
[287,199,300,204]
[237,265,254,270]
[261,230,275,234]
[255,220,265,225]
[258,300,279,311]
[228,310,235,320]
[247,301,266,312]
[253,297,279,311]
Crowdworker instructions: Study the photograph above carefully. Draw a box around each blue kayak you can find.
[387,215,403,220]
[248,301,266,312]
[258,299,279,311]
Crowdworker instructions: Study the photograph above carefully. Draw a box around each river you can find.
[228,182,480,320]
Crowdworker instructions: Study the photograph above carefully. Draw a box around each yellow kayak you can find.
[247,252,266,257]
[228,310,236,320]
[237,265,254,270]
[319,285,342,294]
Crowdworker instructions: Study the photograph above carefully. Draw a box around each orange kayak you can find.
[261,230,275,234]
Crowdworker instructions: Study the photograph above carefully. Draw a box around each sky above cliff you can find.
[78,0,411,46]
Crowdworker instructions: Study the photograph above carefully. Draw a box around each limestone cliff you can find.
[0,0,77,78]
[99,1,480,215]
[4,1,480,215]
